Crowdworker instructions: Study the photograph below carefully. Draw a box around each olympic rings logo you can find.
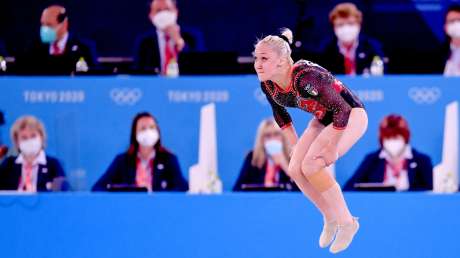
[254,87,268,105]
[110,88,143,105]
[408,87,441,104]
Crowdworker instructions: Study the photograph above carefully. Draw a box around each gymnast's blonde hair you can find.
[255,28,294,65]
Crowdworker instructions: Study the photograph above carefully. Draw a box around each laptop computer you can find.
[353,182,396,192]
[106,184,148,192]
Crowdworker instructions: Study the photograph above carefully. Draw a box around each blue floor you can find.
[0,192,458,258]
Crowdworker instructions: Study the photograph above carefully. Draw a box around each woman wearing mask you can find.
[254,27,367,253]
[320,2,386,75]
[92,112,188,192]
[0,115,67,192]
[233,119,298,191]
[344,114,433,191]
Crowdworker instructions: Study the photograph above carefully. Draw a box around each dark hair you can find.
[379,114,411,146]
[444,4,460,42]
[127,112,165,162]
[150,0,177,7]
[446,4,460,19]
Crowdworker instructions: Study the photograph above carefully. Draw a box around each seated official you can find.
[344,114,433,191]
[0,115,68,192]
[16,5,97,75]
[233,118,298,192]
[133,0,185,75]
[320,2,386,75]
[92,112,188,192]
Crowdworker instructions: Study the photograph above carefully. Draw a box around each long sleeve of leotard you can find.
[261,83,292,129]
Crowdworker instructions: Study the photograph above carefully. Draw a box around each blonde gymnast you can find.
[253,28,368,253]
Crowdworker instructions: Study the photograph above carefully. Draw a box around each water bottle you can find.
[370,56,384,76]
[166,58,179,77]
[0,56,7,72]
[76,57,89,73]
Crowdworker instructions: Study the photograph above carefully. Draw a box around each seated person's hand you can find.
[165,24,185,51]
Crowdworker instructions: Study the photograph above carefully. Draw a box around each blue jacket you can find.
[0,155,67,192]
[16,34,97,75]
[344,148,433,191]
[320,34,386,75]
[233,151,298,191]
[0,40,6,56]
[92,150,188,192]
[133,27,205,74]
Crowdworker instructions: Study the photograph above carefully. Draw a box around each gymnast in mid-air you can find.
[253,28,368,253]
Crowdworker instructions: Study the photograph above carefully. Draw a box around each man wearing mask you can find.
[134,0,185,75]
[344,114,433,191]
[442,4,460,76]
[320,2,386,75]
[17,5,96,75]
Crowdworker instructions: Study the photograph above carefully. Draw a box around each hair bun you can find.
[280,28,293,44]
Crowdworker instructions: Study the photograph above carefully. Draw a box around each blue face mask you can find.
[40,26,57,43]
[264,139,283,156]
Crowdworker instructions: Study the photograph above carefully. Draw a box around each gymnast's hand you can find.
[316,144,339,166]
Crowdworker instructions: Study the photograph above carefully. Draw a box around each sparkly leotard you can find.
[261,59,364,130]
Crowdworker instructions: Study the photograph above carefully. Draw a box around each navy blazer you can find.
[133,27,204,74]
[133,30,162,74]
[0,155,67,192]
[320,34,386,75]
[344,148,433,191]
[16,34,97,75]
[434,41,453,74]
[233,151,298,191]
[0,40,6,56]
[92,149,188,192]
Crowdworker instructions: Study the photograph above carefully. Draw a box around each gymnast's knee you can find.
[301,157,336,192]
[287,162,303,180]
[301,156,324,177]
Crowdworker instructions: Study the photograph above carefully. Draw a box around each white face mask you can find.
[335,24,360,44]
[19,136,42,156]
[264,139,283,156]
[151,10,177,30]
[136,129,159,147]
[447,21,460,39]
[383,138,406,157]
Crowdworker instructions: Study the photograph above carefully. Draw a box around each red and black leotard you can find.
[261,59,364,130]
